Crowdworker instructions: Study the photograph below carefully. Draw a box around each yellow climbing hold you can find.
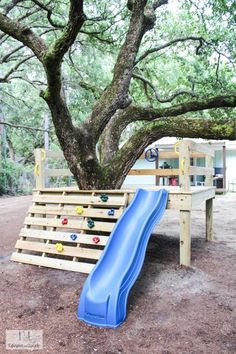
[76,206,84,215]
[55,243,64,252]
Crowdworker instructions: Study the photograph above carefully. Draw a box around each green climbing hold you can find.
[87,218,95,229]
[100,193,109,202]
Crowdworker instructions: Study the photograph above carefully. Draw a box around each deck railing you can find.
[34,140,214,192]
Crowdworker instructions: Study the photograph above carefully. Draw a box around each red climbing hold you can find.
[92,236,100,244]
[61,218,68,225]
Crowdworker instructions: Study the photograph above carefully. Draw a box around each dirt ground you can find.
[0,194,236,354]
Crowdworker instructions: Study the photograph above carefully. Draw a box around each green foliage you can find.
[0,158,33,195]
[0,0,235,190]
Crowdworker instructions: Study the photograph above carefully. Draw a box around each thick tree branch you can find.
[116,94,236,125]
[100,94,236,163]
[0,13,47,60]
[153,0,168,10]
[42,0,86,106]
[39,0,86,160]
[85,0,155,141]
[44,0,85,64]
[132,73,197,102]
[108,117,236,186]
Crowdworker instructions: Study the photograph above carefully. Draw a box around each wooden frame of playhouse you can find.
[11,139,215,273]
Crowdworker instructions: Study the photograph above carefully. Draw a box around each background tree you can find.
[0,0,235,189]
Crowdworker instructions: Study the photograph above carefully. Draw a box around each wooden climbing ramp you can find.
[11,189,131,273]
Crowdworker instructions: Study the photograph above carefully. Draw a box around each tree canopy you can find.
[0,0,235,188]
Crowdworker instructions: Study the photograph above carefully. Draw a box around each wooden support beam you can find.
[223,145,226,190]
[19,228,109,246]
[187,140,215,157]
[11,253,94,274]
[189,166,214,176]
[179,141,191,192]
[128,168,179,176]
[179,210,191,266]
[45,151,64,158]
[32,195,126,207]
[45,169,73,177]
[206,198,213,241]
[34,149,45,189]
[140,151,207,159]
[205,155,214,186]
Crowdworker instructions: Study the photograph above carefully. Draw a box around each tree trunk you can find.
[6,135,15,161]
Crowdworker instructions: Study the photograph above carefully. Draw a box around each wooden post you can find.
[223,145,226,190]
[178,141,191,266]
[34,149,45,190]
[206,198,213,241]
[179,210,191,266]
[179,140,190,192]
[44,114,50,187]
[205,155,214,187]
[155,150,159,186]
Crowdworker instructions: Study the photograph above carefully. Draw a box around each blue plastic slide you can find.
[78,188,168,328]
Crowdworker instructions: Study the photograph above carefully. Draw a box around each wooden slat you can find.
[189,166,214,176]
[19,228,108,246]
[191,187,215,208]
[28,205,122,219]
[24,216,115,232]
[35,189,132,194]
[179,210,191,266]
[32,195,126,207]
[45,169,73,177]
[11,253,94,274]
[15,240,102,260]
[140,151,206,159]
[206,198,213,241]
[45,151,64,158]
[129,169,179,176]
[179,140,191,192]
[188,140,214,157]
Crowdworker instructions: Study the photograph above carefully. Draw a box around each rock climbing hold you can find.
[100,193,109,202]
[108,208,115,216]
[61,218,68,225]
[70,234,77,241]
[87,218,95,229]
[76,206,84,215]
[92,236,100,244]
[55,243,64,252]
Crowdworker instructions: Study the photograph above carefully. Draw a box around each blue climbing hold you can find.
[70,234,77,241]
[108,208,115,216]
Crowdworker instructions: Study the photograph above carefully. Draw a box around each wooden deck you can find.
[12,140,216,273]
[11,186,214,271]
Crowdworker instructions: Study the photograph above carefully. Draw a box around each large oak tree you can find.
[0,0,236,188]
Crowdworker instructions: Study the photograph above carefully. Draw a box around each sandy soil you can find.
[0,194,236,354]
